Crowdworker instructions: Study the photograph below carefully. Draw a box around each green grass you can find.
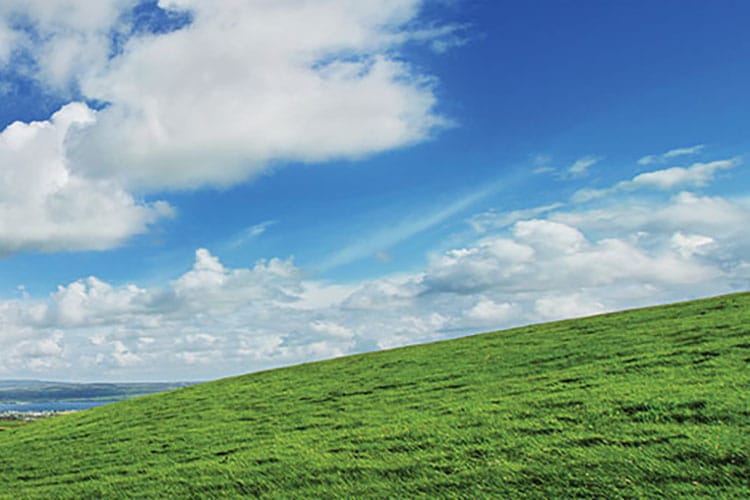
[0,420,31,431]
[0,293,748,498]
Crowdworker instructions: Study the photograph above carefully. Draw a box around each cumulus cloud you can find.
[8,331,67,372]
[0,1,454,253]
[110,340,142,367]
[0,249,339,379]
[1,133,748,381]
[308,320,354,340]
[0,103,172,255]
[172,249,303,315]
[534,294,605,321]
[61,0,451,191]
[670,232,715,258]
[422,238,534,294]
[49,276,153,328]
[0,0,136,91]
[462,298,518,327]
[342,275,420,311]
[423,219,719,297]
[513,219,586,256]
[554,192,750,247]
[1,182,748,381]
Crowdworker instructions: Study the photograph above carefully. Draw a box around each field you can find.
[0,293,747,498]
[0,420,29,432]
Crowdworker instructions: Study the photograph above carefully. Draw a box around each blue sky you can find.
[1,0,748,381]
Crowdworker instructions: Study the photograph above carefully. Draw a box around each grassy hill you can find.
[0,293,748,498]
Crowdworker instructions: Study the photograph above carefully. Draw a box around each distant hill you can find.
[0,292,747,498]
[0,380,193,404]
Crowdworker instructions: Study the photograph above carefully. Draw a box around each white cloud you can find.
[406,23,469,53]
[0,0,136,91]
[6,331,67,372]
[670,232,715,258]
[422,218,719,297]
[0,184,747,381]
[555,192,750,246]
[570,187,609,203]
[173,249,228,294]
[0,103,172,255]
[49,276,152,327]
[226,221,278,249]
[626,159,737,190]
[638,144,705,165]
[422,237,534,294]
[513,219,586,256]
[572,158,739,202]
[183,333,219,346]
[535,294,605,321]
[0,145,748,380]
[65,0,450,191]
[468,203,563,233]
[567,155,601,177]
[0,19,18,65]
[172,249,303,315]
[309,320,354,340]
[110,340,142,367]
[318,185,494,271]
[343,275,420,311]
[0,1,454,253]
[286,282,357,311]
[531,154,555,174]
[463,298,518,327]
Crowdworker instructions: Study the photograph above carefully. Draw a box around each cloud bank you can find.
[2,155,748,380]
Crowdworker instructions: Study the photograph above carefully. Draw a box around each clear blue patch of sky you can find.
[110,0,193,57]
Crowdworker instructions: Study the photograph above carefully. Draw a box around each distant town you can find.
[0,380,193,419]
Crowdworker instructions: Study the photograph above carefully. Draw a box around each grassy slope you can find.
[0,293,748,498]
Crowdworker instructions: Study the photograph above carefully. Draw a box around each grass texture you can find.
[0,292,748,498]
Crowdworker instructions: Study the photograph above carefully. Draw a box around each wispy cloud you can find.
[567,155,602,177]
[402,23,471,54]
[638,144,705,166]
[530,154,602,178]
[225,220,278,248]
[573,158,739,203]
[531,154,555,174]
[626,158,737,190]
[317,185,497,272]
[468,203,563,233]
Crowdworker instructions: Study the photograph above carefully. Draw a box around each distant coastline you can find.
[0,380,194,417]
[0,400,116,415]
